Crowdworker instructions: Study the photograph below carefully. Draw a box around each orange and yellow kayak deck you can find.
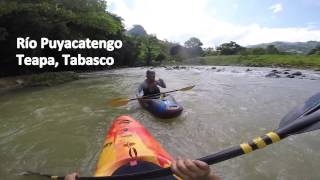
[94,115,173,176]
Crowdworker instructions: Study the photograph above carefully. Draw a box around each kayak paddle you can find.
[198,92,320,165]
[108,85,195,107]
[23,92,320,179]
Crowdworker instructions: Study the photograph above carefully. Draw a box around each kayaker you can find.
[64,158,219,180]
[138,70,166,97]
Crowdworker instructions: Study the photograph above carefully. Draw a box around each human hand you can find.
[157,78,166,88]
[171,158,219,180]
[64,172,79,180]
[158,78,164,83]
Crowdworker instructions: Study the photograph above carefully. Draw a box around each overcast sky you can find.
[107,0,320,47]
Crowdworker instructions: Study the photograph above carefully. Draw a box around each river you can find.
[0,66,319,180]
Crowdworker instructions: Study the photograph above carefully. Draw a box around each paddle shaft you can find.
[199,110,320,165]
[49,110,320,180]
[130,88,189,101]
[108,85,195,107]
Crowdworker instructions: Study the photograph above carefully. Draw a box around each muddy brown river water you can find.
[0,66,319,180]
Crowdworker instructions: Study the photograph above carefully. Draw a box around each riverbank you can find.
[1,54,319,94]
[181,55,320,69]
[0,72,80,94]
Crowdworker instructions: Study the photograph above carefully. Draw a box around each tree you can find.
[170,45,183,56]
[0,0,125,76]
[144,35,159,65]
[203,47,218,56]
[184,37,203,48]
[308,45,320,55]
[169,44,188,61]
[266,45,279,54]
[251,48,266,55]
[216,41,243,55]
[0,27,8,40]
[155,53,166,64]
[0,0,174,76]
[127,25,147,36]
[132,35,161,65]
[184,37,203,56]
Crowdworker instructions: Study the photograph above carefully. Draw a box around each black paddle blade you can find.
[279,92,320,134]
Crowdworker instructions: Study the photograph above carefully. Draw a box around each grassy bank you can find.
[26,72,80,87]
[0,72,80,94]
[183,55,320,69]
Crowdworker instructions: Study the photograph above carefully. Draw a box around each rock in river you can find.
[266,72,281,78]
[292,71,302,76]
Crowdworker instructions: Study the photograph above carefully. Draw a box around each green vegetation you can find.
[192,41,320,69]
[308,46,320,55]
[185,55,320,68]
[0,0,176,77]
[0,0,126,77]
[0,71,80,93]
[127,25,147,36]
[127,33,170,66]
[216,41,244,55]
[248,41,320,54]
[0,0,319,80]
[26,71,80,86]
[184,37,203,56]
[168,37,204,62]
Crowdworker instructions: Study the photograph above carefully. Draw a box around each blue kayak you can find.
[137,90,183,118]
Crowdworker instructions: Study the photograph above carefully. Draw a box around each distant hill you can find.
[127,25,147,36]
[247,41,320,54]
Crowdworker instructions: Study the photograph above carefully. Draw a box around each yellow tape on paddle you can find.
[240,143,253,154]
[51,176,58,180]
[253,137,267,149]
[266,132,281,143]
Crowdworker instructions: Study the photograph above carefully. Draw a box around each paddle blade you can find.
[279,92,320,134]
[295,121,320,134]
[179,85,195,91]
[108,98,129,107]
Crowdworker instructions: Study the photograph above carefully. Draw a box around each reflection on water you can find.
[0,66,319,180]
